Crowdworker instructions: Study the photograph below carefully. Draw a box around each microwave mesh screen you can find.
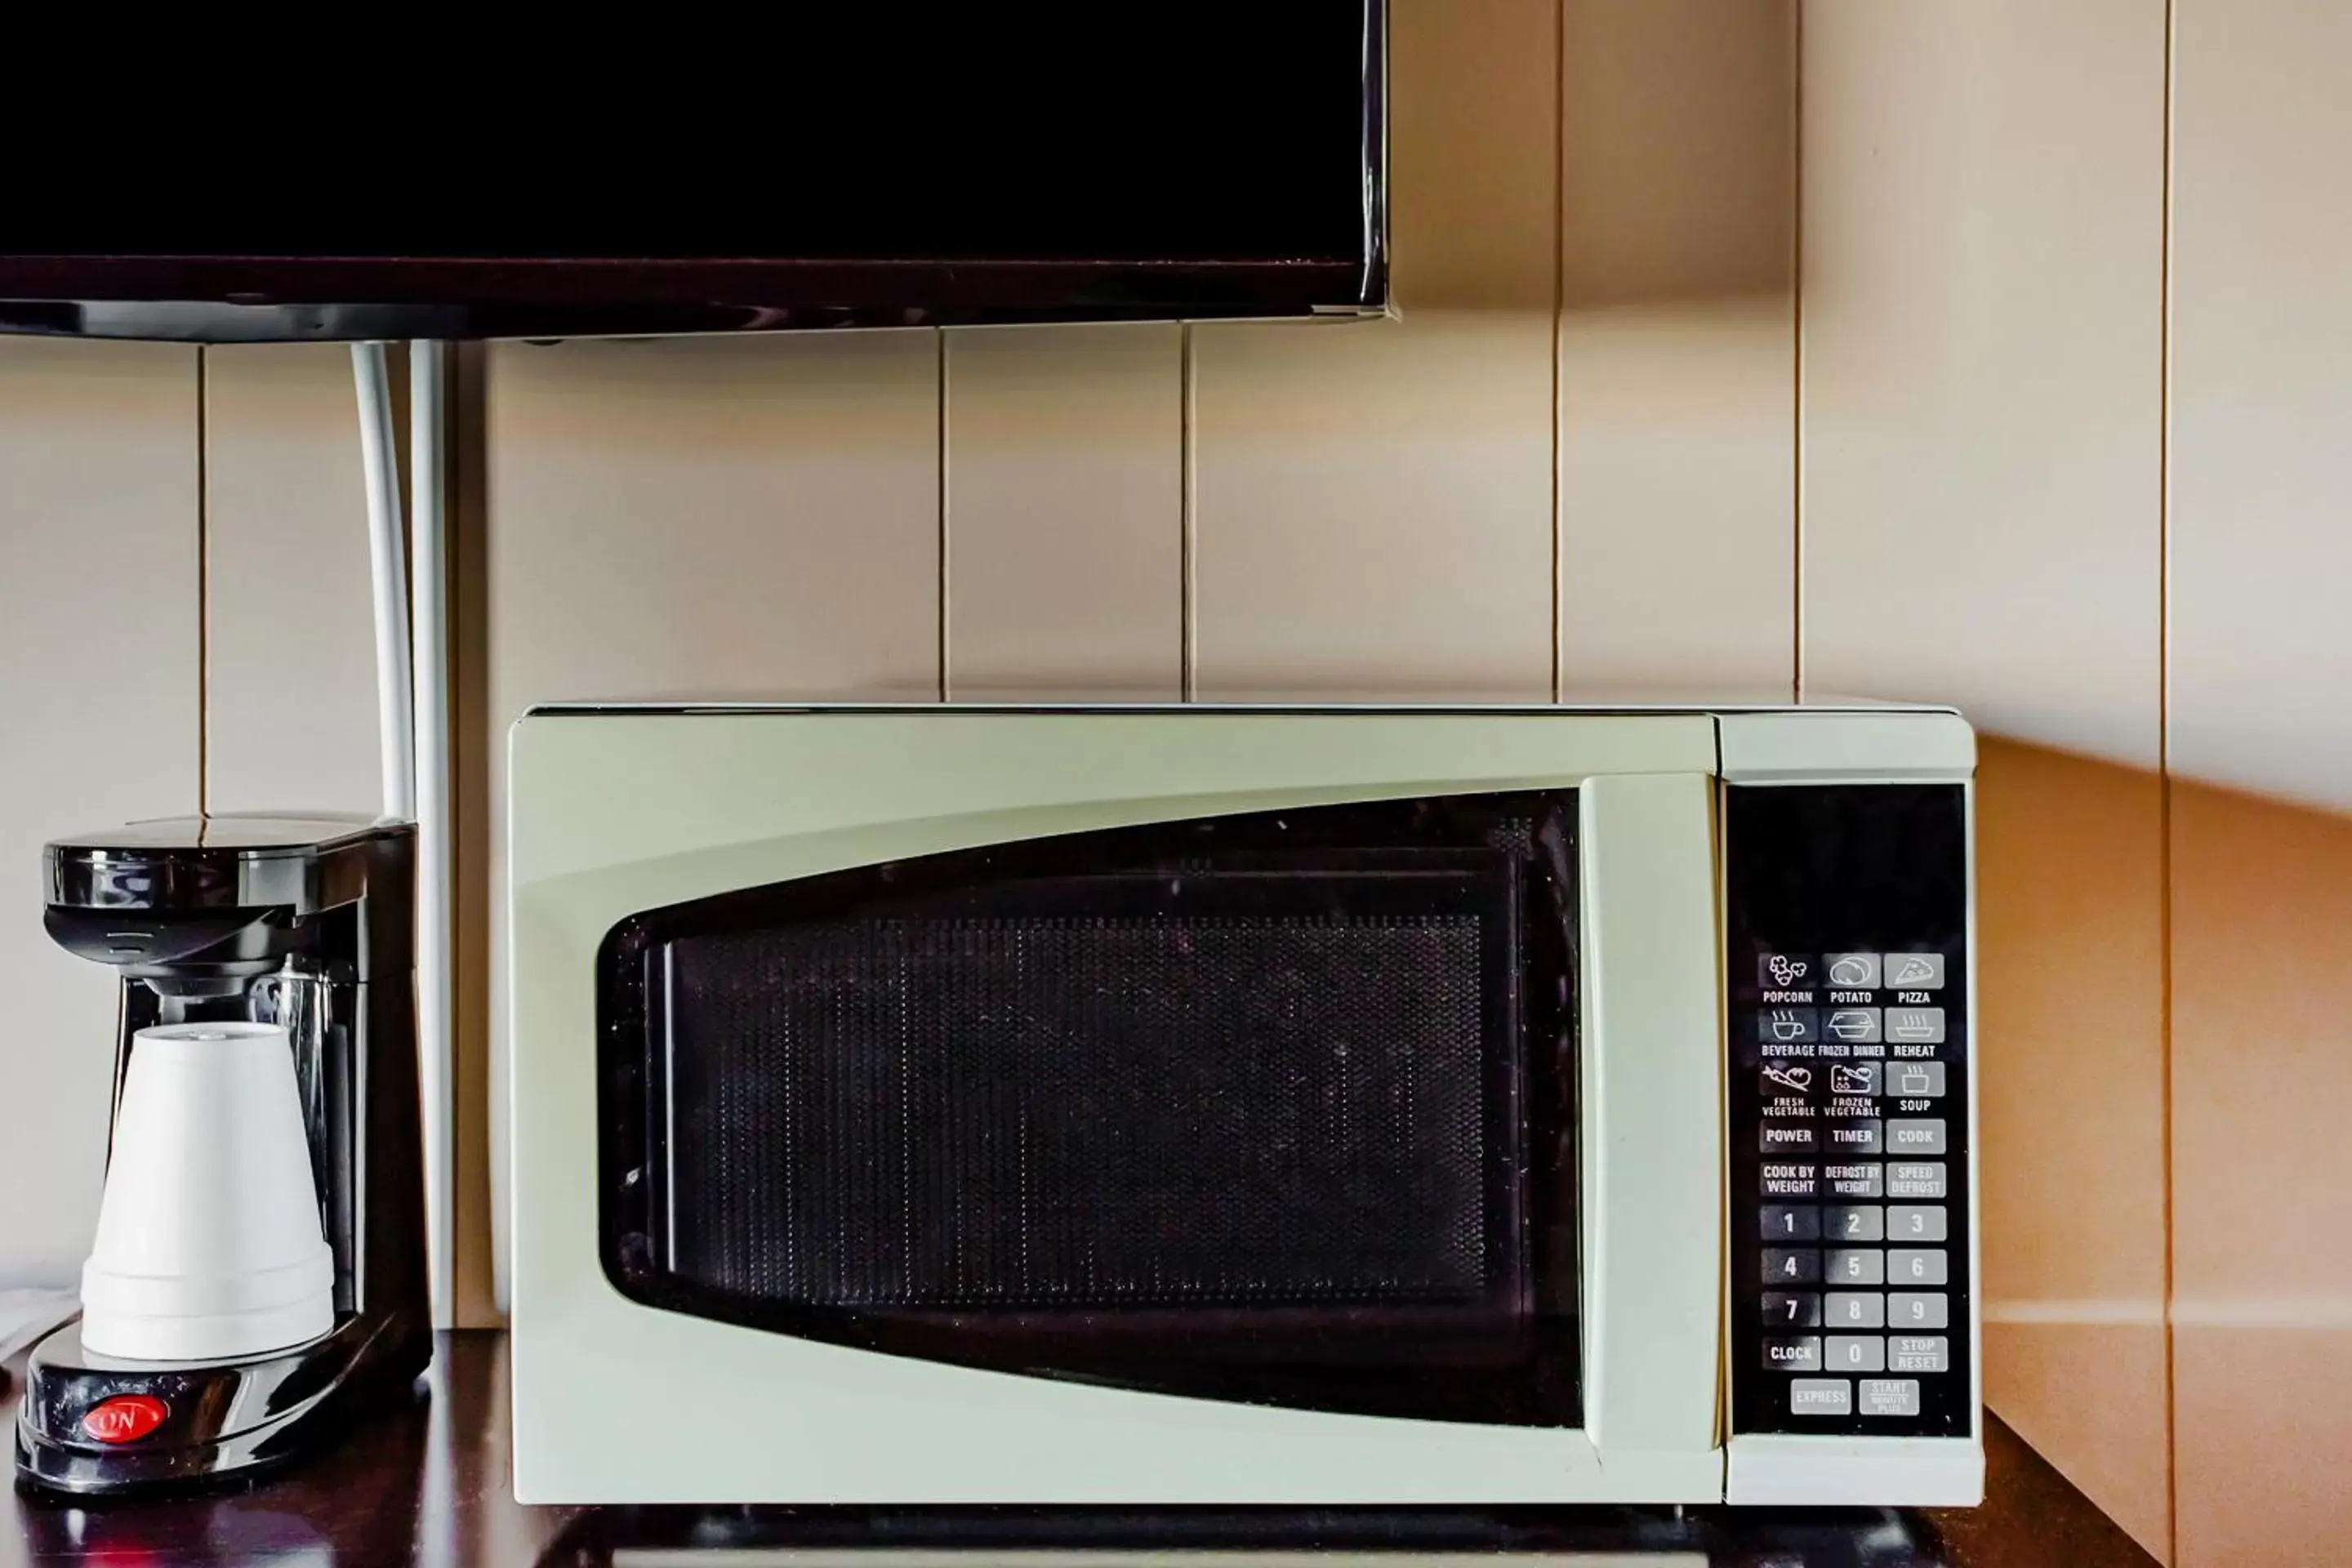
[663,913,1490,1311]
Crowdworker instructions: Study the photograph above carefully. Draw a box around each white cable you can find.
[409,341,455,1331]
[352,342,415,823]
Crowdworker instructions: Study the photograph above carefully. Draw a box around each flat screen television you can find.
[0,8,1385,343]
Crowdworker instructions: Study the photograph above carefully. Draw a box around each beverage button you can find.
[1826,1334,1886,1373]
[1763,1335,1823,1372]
[1761,1123,1819,1154]
[1760,1009,1820,1045]
[1789,1379,1852,1416]
[1887,1118,1947,1154]
[1860,1379,1922,1417]
[1824,953,1882,989]
[1890,1335,1950,1373]
[1761,1205,1821,1241]
[1886,954,1945,990]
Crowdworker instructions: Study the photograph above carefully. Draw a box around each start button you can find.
[80,1394,168,1445]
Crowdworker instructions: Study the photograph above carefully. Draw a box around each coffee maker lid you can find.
[49,813,386,855]
[45,813,410,912]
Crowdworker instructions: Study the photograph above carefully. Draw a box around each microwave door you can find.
[597,794,1584,1428]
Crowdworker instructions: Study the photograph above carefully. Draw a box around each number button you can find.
[1890,1248,1947,1285]
[1889,1292,1949,1329]
[1824,1291,1885,1329]
[1761,1205,1821,1241]
[1763,1248,1822,1285]
[1828,1248,1885,1285]
[1825,1334,1885,1373]
[1825,1205,1884,1242]
[1888,1205,1947,1242]
[1763,1291,1822,1328]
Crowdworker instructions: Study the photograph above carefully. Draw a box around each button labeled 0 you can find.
[80,1394,168,1444]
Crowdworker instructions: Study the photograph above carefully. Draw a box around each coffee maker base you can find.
[12,1312,430,1498]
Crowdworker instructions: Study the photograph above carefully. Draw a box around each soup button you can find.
[80,1394,168,1444]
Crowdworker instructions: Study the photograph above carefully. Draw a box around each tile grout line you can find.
[1790,0,1806,706]
[2158,1,2180,1557]
[195,345,209,816]
[1548,0,1566,705]
[1181,323,1198,703]
[936,328,951,704]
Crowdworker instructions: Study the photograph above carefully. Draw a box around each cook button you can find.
[81,1394,169,1445]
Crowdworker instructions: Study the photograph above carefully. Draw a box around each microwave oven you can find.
[507,702,1981,1508]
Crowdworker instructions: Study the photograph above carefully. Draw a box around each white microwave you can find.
[506,703,1982,1508]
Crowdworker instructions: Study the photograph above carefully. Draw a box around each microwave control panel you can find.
[1724,782,1972,1440]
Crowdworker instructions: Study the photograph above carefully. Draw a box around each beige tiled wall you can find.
[2,3,2349,1561]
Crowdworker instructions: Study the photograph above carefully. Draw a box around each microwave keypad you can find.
[1726,785,1972,1441]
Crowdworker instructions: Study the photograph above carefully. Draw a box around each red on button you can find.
[80,1395,168,1444]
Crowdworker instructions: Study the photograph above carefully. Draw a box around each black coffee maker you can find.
[15,813,430,1494]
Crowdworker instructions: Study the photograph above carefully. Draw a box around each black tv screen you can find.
[0,7,1385,343]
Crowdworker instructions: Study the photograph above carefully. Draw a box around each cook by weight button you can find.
[1762,1205,1821,1241]
[1762,1124,1819,1154]
[1762,1162,1820,1198]
[1764,1335,1823,1372]
[1887,1118,1947,1154]
[1789,1379,1852,1416]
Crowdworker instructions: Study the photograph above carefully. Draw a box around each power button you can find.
[80,1394,168,1444]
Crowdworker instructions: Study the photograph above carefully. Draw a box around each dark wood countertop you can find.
[2,1332,2156,1566]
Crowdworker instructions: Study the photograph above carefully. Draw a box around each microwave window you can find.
[597,794,1582,1426]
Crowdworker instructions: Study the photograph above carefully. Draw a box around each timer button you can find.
[80,1394,168,1444]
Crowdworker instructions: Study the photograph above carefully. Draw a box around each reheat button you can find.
[80,1394,168,1444]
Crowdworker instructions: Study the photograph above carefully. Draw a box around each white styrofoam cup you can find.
[79,1021,334,1361]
